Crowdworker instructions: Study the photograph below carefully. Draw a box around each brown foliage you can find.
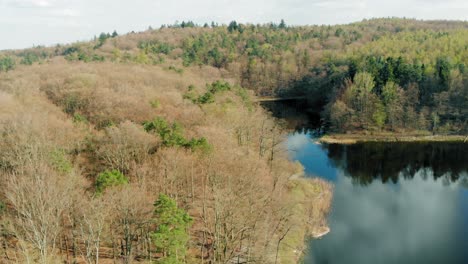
[0,56,331,263]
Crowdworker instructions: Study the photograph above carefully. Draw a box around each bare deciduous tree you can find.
[5,162,79,264]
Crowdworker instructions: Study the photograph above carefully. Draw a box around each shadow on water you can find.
[260,99,324,136]
[261,100,468,264]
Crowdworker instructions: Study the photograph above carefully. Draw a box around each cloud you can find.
[4,0,53,8]
[2,0,80,17]
[49,8,79,17]
[311,0,366,9]
[30,0,50,6]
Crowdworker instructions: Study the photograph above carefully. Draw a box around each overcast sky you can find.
[1,0,467,50]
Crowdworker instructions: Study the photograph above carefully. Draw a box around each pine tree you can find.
[152,194,192,263]
[279,19,287,29]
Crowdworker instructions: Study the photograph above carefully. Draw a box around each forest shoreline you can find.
[279,176,333,264]
[319,133,468,144]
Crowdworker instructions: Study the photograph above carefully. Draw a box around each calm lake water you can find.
[263,101,468,264]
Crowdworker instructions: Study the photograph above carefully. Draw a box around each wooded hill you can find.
[2,18,467,133]
[0,22,333,264]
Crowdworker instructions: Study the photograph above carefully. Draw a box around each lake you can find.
[262,101,468,264]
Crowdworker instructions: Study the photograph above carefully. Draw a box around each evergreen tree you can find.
[228,21,238,33]
[152,194,192,263]
[95,170,128,194]
[279,19,287,29]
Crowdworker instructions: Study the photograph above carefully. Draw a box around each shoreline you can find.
[279,176,333,263]
[319,134,468,144]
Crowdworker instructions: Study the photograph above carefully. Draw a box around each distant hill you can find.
[1,18,467,133]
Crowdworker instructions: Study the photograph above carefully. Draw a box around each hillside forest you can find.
[0,25,333,264]
[2,18,467,133]
[0,17,467,263]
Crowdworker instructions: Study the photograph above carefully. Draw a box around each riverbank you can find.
[278,176,333,263]
[319,133,468,144]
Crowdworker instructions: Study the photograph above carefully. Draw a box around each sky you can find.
[1,0,467,50]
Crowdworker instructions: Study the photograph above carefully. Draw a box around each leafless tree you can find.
[5,162,79,264]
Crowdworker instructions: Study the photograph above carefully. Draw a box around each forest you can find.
[0,41,331,263]
[3,18,466,134]
[0,17,467,263]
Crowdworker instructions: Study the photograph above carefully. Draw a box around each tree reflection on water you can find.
[325,142,468,185]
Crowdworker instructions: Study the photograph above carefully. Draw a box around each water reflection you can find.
[263,100,468,264]
[286,132,468,264]
[327,142,468,185]
[307,170,468,264]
